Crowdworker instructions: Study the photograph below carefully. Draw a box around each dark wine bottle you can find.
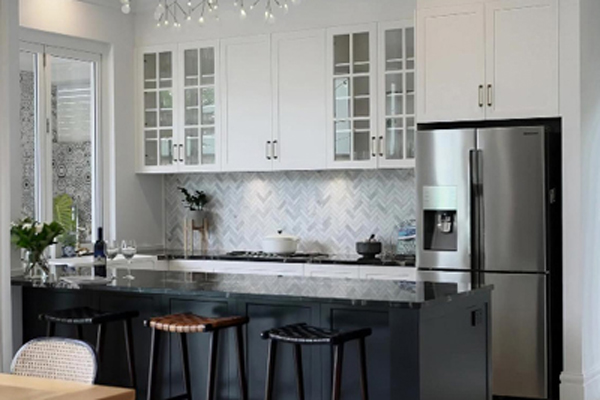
[93,227,107,278]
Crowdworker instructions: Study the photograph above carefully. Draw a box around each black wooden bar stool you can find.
[39,306,139,389]
[144,312,249,400]
[261,322,372,400]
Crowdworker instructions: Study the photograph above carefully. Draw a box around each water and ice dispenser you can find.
[422,187,458,252]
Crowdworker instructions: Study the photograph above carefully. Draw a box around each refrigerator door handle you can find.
[469,149,484,281]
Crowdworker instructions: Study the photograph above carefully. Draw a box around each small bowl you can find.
[356,241,382,259]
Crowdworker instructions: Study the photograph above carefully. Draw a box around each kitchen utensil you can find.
[262,230,300,254]
[356,234,382,259]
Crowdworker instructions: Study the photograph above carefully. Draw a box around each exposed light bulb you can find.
[240,7,247,19]
[268,12,275,23]
[164,19,170,25]
[283,3,289,13]
[249,4,254,9]
[213,4,218,9]
[121,3,131,14]
[187,1,192,5]
[187,15,192,21]
[198,16,205,24]
[233,0,238,5]
[264,10,269,19]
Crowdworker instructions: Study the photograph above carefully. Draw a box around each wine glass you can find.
[121,240,137,281]
[106,240,120,280]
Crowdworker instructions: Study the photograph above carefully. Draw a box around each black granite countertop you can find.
[147,249,416,267]
[11,269,490,308]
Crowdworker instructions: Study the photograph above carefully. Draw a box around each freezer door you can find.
[416,129,476,270]
[482,273,548,398]
[477,127,546,273]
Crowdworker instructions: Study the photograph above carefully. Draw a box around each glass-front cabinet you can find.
[140,46,177,172]
[179,41,219,171]
[327,25,377,169]
[138,42,219,173]
[378,21,416,168]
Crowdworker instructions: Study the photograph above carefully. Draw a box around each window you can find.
[19,42,101,248]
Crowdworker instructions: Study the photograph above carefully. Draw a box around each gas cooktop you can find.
[224,251,329,260]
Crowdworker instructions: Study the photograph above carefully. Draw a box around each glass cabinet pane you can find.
[353,76,370,117]
[200,48,215,85]
[201,127,216,164]
[144,54,157,89]
[201,87,215,124]
[353,32,370,73]
[406,117,415,158]
[385,73,403,115]
[406,72,415,115]
[185,128,199,165]
[145,131,158,166]
[185,88,199,125]
[334,35,350,75]
[334,121,351,161]
[334,78,351,119]
[385,29,403,71]
[159,129,173,165]
[184,49,199,86]
[159,52,172,88]
[353,120,370,160]
[386,118,403,159]
[405,28,415,70]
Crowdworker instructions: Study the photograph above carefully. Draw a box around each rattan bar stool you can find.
[144,312,249,400]
[261,322,372,400]
[39,307,139,389]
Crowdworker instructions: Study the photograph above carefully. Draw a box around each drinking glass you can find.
[121,240,137,281]
[106,240,119,261]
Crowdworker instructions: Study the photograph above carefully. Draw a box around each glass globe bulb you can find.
[240,8,247,19]
[198,16,205,24]
[121,3,131,14]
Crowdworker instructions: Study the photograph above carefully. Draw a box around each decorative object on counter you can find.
[179,187,211,255]
[261,230,300,254]
[121,240,137,281]
[11,218,64,283]
[356,234,382,260]
[396,220,416,256]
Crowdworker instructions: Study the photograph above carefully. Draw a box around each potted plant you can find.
[11,218,64,282]
[178,187,210,225]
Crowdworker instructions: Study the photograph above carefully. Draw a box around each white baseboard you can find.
[561,367,600,400]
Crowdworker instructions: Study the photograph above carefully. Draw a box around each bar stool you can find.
[261,322,372,400]
[145,312,249,400]
[39,306,139,389]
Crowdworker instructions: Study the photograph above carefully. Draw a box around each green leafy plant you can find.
[53,194,75,233]
[178,187,209,211]
[11,218,64,255]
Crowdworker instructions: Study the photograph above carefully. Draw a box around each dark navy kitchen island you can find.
[12,270,491,400]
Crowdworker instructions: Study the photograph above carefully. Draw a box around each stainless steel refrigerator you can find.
[416,121,562,400]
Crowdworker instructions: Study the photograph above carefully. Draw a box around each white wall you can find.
[135,0,416,45]
[0,0,20,371]
[19,0,164,248]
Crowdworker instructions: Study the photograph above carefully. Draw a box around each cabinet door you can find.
[272,30,327,171]
[485,0,558,119]
[378,21,416,169]
[138,47,178,173]
[416,4,486,123]
[221,36,272,172]
[179,41,220,171]
[327,25,378,169]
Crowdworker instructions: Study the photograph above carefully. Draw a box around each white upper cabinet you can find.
[416,4,486,123]
[221,35,273,172]
[138,45,179,173]
[327,24,378,169]
[272,30,328,171]
[179,41,220,172]
[417,0,559,123]
[485,0,558,119]
[378,21,417,168]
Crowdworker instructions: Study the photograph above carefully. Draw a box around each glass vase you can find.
[24,251,50,283]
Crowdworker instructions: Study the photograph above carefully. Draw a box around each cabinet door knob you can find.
[266,141,272,160]
[487,84,493,107]
[478,85,484,107]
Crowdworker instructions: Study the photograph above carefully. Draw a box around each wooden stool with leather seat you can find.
[261,322,372,400]
[145,312,249,400]
[39,307,139,389]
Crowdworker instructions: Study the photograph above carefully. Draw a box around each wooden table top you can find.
[0,374,134,400]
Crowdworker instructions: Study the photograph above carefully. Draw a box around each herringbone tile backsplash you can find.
[165,170,415,254]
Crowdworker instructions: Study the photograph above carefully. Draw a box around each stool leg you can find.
[331,344,344,400]
[124,319,137,390]
[358,338,369,400]
[146,328,161,400]
[264,340,278,400]
[96,323,106,363]
[76,325,84,340]
[180,333,192,399]
[293,344,305,400]
[235,325,248,400]
[206,330,220,400]
[46,322,55,337]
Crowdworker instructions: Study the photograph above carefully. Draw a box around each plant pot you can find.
[188,209,208,225]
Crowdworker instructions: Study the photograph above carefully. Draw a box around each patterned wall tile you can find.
[165,169,416,254]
